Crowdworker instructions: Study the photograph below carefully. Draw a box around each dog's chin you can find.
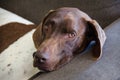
[34,65,54,72]
[37,66,54,72]
[33,63,55,72]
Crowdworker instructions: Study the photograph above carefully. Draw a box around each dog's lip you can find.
[33,61,53,72]
[37,66,52,72]
[36,64,55,72]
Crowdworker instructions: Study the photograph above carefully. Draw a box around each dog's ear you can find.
[42,10,55,25]
[86,20,106,60]
[33,23,43,48]
[33,10,55,48]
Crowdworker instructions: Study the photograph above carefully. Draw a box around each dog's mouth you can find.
[33,58,58,72]
[33,50,73,72]
[34,64,53,72]
[37,66,52,72]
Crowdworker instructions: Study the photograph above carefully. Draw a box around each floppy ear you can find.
[33,23,43,48]
[33,10,55,48]
[87,20,106,60]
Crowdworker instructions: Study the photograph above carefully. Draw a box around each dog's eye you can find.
[68,32,76,38]
[43,20,55,32]
[62,29,76,38]
[44,25,49,32]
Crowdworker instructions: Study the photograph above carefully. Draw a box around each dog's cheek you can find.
[55,55,73,69]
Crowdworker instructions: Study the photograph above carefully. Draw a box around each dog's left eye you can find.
[68,32,76,38]
[62,29,76,38]
[68,31,76,38]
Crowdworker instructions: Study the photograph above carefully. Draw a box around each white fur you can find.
[0,8,34,26]
[0,8,39,80]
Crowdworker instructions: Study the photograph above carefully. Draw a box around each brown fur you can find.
[33,7,106,71]
[0,22,36,53]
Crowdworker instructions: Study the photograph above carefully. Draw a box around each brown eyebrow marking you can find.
[63,13,76,32]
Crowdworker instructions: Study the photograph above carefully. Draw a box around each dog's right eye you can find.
[43,20,55,32]
[43,25,49,32]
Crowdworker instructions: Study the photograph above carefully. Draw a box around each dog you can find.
[33,7,106,72]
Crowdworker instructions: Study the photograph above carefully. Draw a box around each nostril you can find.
[39,57,46,63]
[33,52,36,58]
[33,51,49,63]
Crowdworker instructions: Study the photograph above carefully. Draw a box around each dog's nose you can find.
[33,52,36,57]
[34,51,49,63]
[39,56,47,63]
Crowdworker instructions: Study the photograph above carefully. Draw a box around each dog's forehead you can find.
[47,7,91,23]
[48,8,80,20]
[64,12,75,21]
[46,8,89,31]
[50,10,78,25]
[63,13,77,29]
[56,7,92,21]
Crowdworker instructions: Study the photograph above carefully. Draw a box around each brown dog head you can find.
[33,7,106,71]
